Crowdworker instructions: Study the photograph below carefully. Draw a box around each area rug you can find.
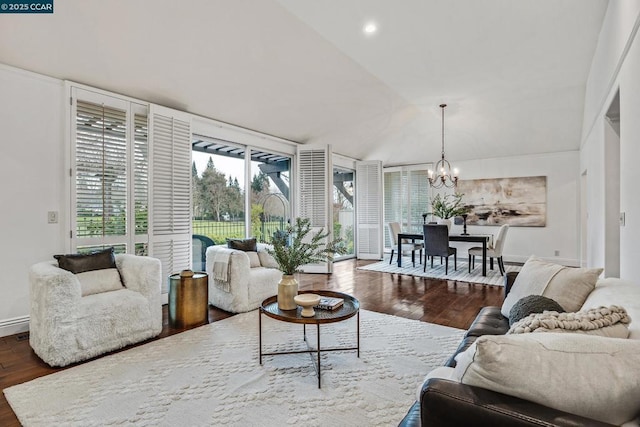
[358,256,521,286]
[4,310,464,426]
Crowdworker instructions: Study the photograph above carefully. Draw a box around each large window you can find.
[72,89,148,254]
[191,136,291,245]
[250,149,290,243]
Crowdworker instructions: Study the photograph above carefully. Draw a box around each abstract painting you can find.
[456,176,546,227]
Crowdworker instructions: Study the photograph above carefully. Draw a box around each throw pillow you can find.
[227,238,257,252]
[501,256,602,317]
[246,251,261,268]
[258,251,279,269]
[76,268,125,297]
[54,247,117,274]
[454,333,640,425]
[508,305,630,338]
[509,295,565,326]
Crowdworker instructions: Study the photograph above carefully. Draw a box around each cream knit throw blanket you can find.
[212,250,232,292]
[509,305,631,334]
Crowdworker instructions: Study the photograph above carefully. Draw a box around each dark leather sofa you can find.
[398,272,615,427]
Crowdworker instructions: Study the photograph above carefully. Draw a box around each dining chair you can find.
[388,222,423,267]
[423,224,456,274]
[468,224,510,275]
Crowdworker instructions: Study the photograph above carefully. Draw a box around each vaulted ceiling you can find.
[0,0,608,166]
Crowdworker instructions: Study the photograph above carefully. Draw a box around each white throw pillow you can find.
[416,366,458,401]
[502,256,602,317]
[76,268,124,296]
[258,251,279,269]
[453,333,640,425]
[246,251,261,268]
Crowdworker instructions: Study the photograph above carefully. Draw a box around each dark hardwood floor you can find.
[0,258,505,426]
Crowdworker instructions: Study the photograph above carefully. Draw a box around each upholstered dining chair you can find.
[468,224,510,275]
[388,222,423,267]
[423,224,457,274]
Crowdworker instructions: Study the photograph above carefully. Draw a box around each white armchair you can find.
[206,243,282,313]
[29,253,162,367]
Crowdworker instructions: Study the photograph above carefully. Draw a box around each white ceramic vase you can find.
[277,275,299,310]
[437,218,452,231]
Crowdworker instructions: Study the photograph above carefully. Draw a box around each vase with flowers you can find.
[430,193,470,230]
[267,218,346,310]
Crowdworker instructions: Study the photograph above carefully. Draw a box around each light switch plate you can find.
[47,211,58,224]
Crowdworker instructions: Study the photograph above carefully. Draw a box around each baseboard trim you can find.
[0,315,30,338]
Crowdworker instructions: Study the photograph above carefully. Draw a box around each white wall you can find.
[442,151,579,266]
[0,64,65,336]
[581,3,640,279]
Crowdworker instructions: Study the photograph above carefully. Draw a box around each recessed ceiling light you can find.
[363,22,377,35]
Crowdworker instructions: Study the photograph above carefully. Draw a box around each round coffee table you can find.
[259,290,360,388]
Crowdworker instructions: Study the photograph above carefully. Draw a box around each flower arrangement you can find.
[266,218,347,275]
[431,193,469,219]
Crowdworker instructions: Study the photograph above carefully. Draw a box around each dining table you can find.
[397,232,491,276]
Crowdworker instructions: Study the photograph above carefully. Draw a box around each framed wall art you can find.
[456,176,547,227]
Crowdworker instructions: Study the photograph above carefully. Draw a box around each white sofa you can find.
[29,254,162,367]
[206,243,282,313]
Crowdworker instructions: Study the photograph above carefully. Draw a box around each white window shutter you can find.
[296,145,332,273]
[356,160,383,260]
[149,105,192,291]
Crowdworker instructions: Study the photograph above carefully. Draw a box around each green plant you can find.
[266,218,347,275]
[431,193,469,219]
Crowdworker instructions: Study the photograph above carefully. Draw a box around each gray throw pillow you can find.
[54,247,116,274]
[509,295,565,326]
[227,238,258,252]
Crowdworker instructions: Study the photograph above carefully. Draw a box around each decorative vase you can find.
[277,275,299,310]
[438,218,452,231]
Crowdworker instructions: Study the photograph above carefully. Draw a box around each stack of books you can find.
[315,297,344,311]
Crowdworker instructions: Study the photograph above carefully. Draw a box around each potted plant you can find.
[430,193,469,229]
[267,217,346,310]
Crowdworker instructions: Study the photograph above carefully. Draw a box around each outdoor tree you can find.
[224,176,244,220]
[192,161,203,219]
[199,157,229,221]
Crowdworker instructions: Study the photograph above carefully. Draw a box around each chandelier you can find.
[428,104,459,188]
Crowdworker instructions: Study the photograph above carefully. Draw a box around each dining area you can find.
[389,222,510,278]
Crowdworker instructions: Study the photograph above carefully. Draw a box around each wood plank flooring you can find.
[0,258,505,426]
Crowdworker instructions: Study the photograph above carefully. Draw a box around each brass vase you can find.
[277,275,299,310]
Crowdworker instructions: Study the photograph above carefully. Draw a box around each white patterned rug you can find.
[358,256,521,286]
[4,310,463,427]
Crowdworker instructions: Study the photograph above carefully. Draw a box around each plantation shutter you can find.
[149,104,192,291]
[132,109,149,255]
[70,87,149,255]
[408,169,430,233]
[383,170,406,248]
[356,161,383,260]
[75,100,127,245]
[296,144,332,273]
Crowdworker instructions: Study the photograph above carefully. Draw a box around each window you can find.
[191,135,292,244]
[383,166,431,249]
[333,166,355,259]
[71,88,148,254]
